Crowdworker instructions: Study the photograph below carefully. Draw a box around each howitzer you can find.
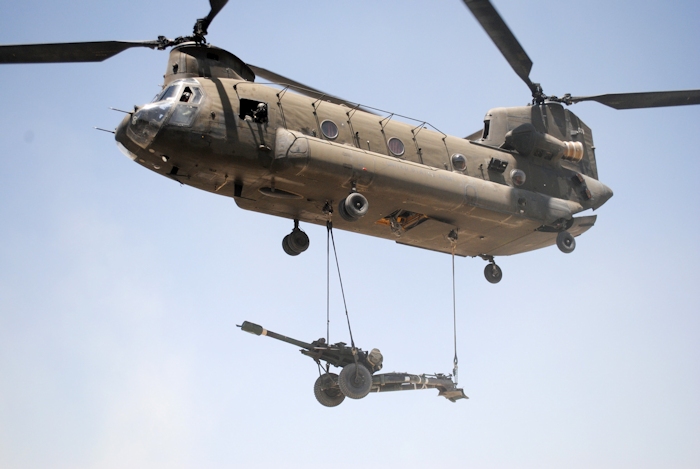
[238,320,467,407]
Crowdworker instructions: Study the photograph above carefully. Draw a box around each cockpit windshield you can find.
[129,79,206,148]
[152,83,181,103]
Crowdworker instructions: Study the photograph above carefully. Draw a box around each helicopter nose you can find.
[114,114,137,160]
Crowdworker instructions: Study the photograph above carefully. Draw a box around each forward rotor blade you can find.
[0,40,160,64]
[196,0,230,36]
[207,0,229,22]
[463,0,537,95]
[248,65,378,115]
[568,90,700,110]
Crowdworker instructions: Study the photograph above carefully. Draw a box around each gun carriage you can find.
[239,321,467,407]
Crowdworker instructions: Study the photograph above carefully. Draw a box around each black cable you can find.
[326,221,330,344]
[327,221,356,349]
[452,248,459,385]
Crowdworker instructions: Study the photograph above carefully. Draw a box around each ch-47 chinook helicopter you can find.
[1,0,699,284]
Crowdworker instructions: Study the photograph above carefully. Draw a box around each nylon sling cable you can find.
[326,221,356,349]
[452,246,459,385]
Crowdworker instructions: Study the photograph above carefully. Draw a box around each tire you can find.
[556,231,576,254]
[282,235,299,256]
[338,193,369,222]
[484,263,503,284]
[314,373,345,407]
[338,363,372,399]
[288,229,309,253]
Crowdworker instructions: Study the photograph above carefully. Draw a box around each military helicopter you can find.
[2,0,698,284]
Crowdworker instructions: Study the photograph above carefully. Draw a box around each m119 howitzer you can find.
[238,321,467,407]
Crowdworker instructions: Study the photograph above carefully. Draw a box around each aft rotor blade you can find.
[248,64,378,115]
[0,40,160,64]
[463,0,537,95]
[568,90,700,110]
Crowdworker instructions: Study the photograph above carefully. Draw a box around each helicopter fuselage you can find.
[115,44,612,259]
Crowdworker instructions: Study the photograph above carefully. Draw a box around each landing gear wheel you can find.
[556,231,576,254]
[338,192,369,222]
[338,363,372,399]
[313,373,345,407]
[282,225,309,256]
[282,235,297,256]
[484,263,503,284]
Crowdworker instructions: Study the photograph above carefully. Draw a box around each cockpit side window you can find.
[180,87,193,102]
[169,86,204,127]
[191,87,203,104]
[178,86,204,105]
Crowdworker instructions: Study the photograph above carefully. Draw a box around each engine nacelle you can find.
[503,123,584,163]
[474,103,599,179]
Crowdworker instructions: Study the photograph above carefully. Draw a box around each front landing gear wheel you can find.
[484,263,503,284]
[338,363,372,399]
[282,220,309,256]
[556,231,576,254]
[313,373,345,407]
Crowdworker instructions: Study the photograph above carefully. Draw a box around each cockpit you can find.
[125,78,205,149]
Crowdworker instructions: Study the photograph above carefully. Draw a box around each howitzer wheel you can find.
[313,373,345,407]
[338,363,372,399]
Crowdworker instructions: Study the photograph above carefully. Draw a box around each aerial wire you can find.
[326,221,330,344]
[326,221,356,349]
[452,245,459,385]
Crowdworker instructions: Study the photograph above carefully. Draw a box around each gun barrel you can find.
[239,321,314,350]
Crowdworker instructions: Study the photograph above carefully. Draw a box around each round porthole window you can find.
[320,120,339,139]
[510,169,526,186]
[387,137,405,156]
[451,153,467,171]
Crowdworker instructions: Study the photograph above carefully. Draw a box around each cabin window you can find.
[387,137,405,157]
[451,153,467,171]
[239,99,268,123]
[320,120,339,139]
[510,169,526,186]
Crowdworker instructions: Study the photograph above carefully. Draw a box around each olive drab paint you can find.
[3,0,698,283]
[115,42,612,268]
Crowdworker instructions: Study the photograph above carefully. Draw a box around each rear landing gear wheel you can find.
[313,373,345,407]
[338,363,372,399]
[282,220,309,256]
[484,263,503,284]
[556,231,576,254]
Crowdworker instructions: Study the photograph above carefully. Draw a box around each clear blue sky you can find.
[1,1,699,468]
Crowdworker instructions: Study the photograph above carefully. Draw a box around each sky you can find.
[0,1,699,468]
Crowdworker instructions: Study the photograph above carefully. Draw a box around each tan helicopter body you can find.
[2,0,697,282]
[115,43,610,280]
